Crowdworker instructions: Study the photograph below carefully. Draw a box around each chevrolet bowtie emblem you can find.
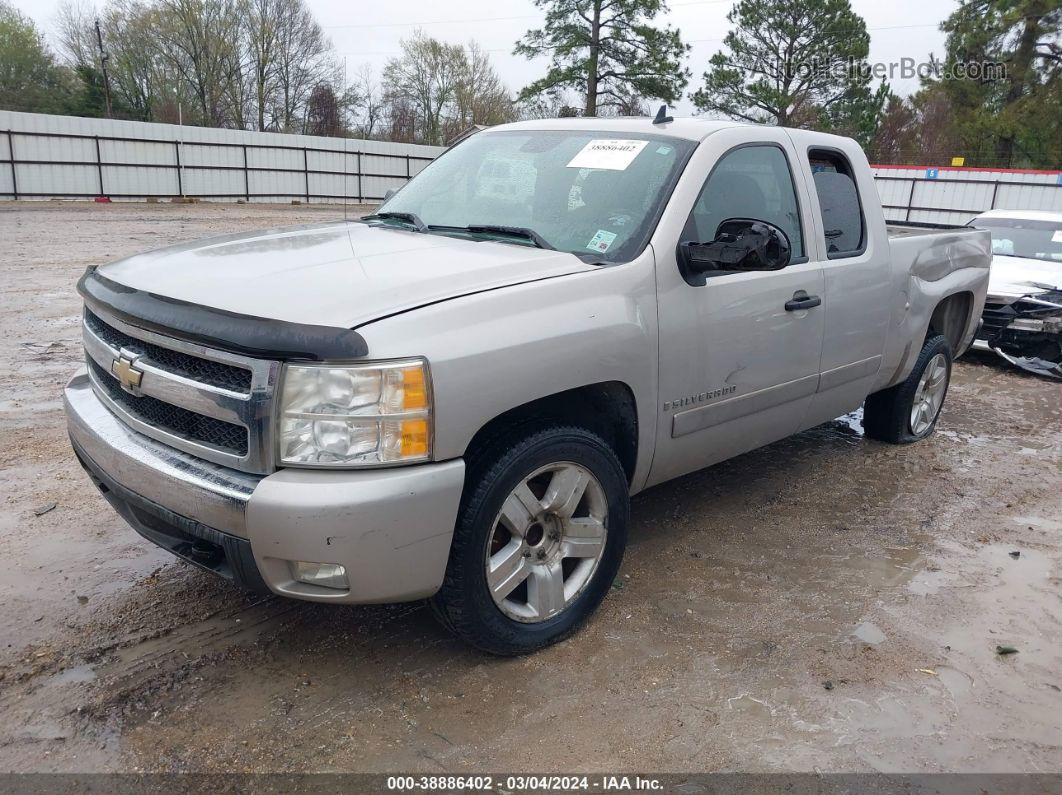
[111,355,144,393]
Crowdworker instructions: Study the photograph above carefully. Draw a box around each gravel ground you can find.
[0,201,1060,775]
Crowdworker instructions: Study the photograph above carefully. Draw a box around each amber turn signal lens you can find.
[402,366,428,411]
[400,418,430,457]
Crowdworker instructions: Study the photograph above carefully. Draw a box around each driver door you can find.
[647,132,825,487]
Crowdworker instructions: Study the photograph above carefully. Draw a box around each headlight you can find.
[278,359,432,467]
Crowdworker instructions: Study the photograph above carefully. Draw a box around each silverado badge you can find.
[111,355,144,394]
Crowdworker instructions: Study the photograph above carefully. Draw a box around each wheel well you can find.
[463,382,639,485]
[928,292,973,351]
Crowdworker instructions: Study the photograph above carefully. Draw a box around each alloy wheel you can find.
[484,462,608,623]
[910,353,949,435]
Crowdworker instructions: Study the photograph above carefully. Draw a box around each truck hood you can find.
[96,221,594,328]
[987,254,1062,303]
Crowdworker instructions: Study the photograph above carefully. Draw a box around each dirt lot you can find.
[0,201,1060,775]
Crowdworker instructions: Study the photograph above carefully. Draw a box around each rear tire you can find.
[430,425,629,655]
[863,334,952,444]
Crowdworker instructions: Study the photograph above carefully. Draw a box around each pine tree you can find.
[514,0,689,117]
[690,0,886,139]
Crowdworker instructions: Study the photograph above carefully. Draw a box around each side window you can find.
[808,150,865,257]
[688,145,804,259]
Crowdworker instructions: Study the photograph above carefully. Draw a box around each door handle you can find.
[785,291,822,311]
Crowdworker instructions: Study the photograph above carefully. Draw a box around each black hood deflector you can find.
[77,267,369,361]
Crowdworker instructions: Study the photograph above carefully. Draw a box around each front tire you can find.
[863,334,953,444]
[430,425,629,655]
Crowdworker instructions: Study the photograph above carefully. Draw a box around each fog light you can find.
[291,561,349,590]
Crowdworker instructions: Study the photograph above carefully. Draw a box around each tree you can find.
[868,94,919,164]
[517,89,579,119]
[822,79,890,149]
[0,0,73,113]
[270,0,333,131]
[451,41,516,135]
[242,0,283,130]
[382,34,515,146]
[304,81,344,136]
[931,0,1062,167]
[351,63,383,138]
[383,33,465,146]
[691,0,883,131]
[514,0,689,117]
[153,0,244,126]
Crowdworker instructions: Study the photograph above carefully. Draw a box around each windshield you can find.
[974,217,1062,263]
[374,130,694,262]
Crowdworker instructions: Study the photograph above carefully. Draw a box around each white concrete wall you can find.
[0,110,445,203]
[871,164,1062,226]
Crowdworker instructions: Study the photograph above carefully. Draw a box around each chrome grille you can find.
[82,306,279,474]
[85,309,253,393]
[87,358,249,456]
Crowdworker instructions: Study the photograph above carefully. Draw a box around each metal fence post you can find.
[94,135,105,197]
[174,140,183,197]
[405,154,410,180]
[904,179,916,222]
[303,147,310,203]
[990,180,1000,210]
[243,144,250,202]
[356,151,362,203]
[6,130,17,200]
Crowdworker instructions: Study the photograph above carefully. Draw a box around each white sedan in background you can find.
[969,209,1062,378]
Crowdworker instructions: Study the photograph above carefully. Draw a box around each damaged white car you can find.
[969,209,1062,378]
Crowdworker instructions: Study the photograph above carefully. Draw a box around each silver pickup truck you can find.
[64,117,991,654]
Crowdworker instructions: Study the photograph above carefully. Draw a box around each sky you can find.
[12,0,962,114]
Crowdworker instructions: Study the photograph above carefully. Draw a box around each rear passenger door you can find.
[795,143,893,427]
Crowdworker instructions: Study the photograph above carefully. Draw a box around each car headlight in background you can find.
[278,359,432,467]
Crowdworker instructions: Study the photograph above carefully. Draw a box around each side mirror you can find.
[678,218,792,282]
[383,188,398,201]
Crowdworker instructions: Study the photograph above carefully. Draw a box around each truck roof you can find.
[487,116,748,142]
[485,116,863,149]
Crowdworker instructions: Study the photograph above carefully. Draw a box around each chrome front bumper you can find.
[65,369,467,603]
[66,369,258,536]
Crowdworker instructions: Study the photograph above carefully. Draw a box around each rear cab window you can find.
[808,149,866,259]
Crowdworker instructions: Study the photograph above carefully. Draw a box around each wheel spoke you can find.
[526,559,566,619]
[929,389,944,416]
[487,540,531,600]
[561,517,606,558]
[498,482,542,536]
[927,360,946,388]
[541,466,590,518]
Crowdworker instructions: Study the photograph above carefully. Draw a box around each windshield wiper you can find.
[429,224,556,250]
[362,211,428,233]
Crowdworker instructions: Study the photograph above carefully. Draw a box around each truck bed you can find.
[872,224,992,394]
[886,221,971,238]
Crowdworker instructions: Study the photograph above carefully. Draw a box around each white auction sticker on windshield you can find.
[1053,230,1062,243]
[587,229,618,253]
[567,139,649,171]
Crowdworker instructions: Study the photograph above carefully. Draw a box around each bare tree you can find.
[55,0,97,66]
[383,33,515,145]
[383,32,466,146]
[351,63,383,138]
[241,0,282,129]
[154,0,243,126]
[271,0,331,131]
[450,40,515,138]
